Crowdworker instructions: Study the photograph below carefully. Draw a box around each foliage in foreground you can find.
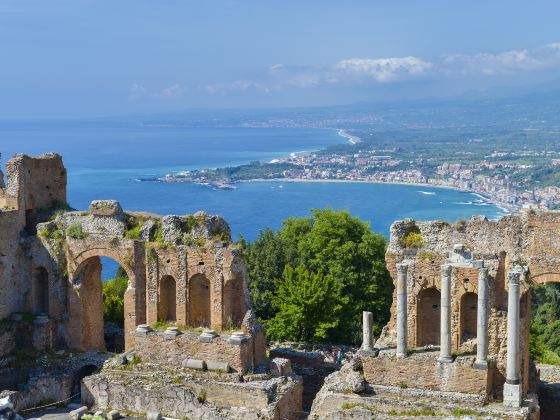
[239,209,393,345]
[102,267,128,327]
[531,283,560,365]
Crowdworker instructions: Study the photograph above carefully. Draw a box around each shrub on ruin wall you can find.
[66,222,88,239]
[399,231,425,249]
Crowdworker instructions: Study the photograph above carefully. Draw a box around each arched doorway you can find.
[69,255,130,352]
[158,275,177,322]
[417,287,441,346]
[223,276,245,328]
[32,267,49,315]
[72,364,99,403]
[460,292,478,344]
[189,274,210,327]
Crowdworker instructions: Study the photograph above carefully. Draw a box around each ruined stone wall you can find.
[380,210,560,401]
[135,330,255,373]
[82,369,303,419]
[362,351,492,395]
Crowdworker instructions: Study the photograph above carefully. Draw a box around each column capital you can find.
[478,266,489,278]
[507,270,521,285]
[441,264,452,276]
[396,263,408,275]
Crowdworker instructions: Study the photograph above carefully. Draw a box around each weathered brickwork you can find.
[362,351,492,395]
[0,152,254,354]
[135,330,258,373]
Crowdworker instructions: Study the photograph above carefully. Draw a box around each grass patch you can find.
[197,388,207,403]
[38,225,63,241]
[451,408,479,416]
[66,222,88,239]
[341,402,373,412]
[152,320,173,330]
[387,408,438,416]
[540,349,560,365]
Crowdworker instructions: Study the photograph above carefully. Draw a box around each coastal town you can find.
[148,128,560,213]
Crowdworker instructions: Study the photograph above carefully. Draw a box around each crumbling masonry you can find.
[1,153,304,419]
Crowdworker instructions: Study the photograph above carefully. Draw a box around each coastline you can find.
[239,177,515,216]
[337,128,361,144]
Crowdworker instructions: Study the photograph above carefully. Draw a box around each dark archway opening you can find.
[71,364,99,403]
[417,287,441,347]
[32,267,49,315]
[460,292,478,344]
[73,256,127,352]
[158,275,177,322]
[190,274,211,327]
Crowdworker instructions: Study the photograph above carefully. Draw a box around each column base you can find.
[503,382,522,408]
[358,348,379,357]
[396,352,407,359]
[473,360,488,370]
[438,356,453,363]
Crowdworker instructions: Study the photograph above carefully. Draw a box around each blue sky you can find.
[1,0,560,118]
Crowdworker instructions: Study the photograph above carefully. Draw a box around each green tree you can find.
[242,209,393,344]
[238,229,286,320]
[102,267,128,327]
[266,265,344,342]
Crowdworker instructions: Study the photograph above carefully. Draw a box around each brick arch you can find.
[530,272,560,285]
[71,247,135,280]
[189,273,211,328]
[67,247,140,351]
[223,274,246,327]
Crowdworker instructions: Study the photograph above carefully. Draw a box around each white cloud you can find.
[203,41,560,96]
[335,56,433,82]
[161,83,186,98]
[442,44,560,76]
[128,83,146,101]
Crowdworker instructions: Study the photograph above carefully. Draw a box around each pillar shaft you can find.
[362,311,373,351]
[506,271,521,384]
[504,270,522,408]
[475,266,489,369]
[439,264,453,362]
[396,263,408,358]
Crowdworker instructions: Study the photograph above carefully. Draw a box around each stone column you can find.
[504,270,522,408]
[439,264,453,363]
[362,311,374,352]
[396,263,408,358]
[474,264,489,369]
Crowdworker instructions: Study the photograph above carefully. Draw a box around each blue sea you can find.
[1,120,506,276]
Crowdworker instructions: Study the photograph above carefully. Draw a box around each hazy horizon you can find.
[2,1,560,119]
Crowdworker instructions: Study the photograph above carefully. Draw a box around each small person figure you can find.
[331,349,338,364]
[337,349,343,365]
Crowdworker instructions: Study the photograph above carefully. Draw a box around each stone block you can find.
[182,358,206,370]
[206,361,230,372]
[69,406,88,419]
[89,200,123,217]
[146,412,162,420]
[135,324,152,336]
[227,331,247,345]
[199,329,218,343]
[106,410,121,420]
[270,358,292,376]
[503,382,522,408]
[164,326,180,340]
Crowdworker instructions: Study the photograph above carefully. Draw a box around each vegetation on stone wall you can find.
[239,209,393,345]
[530,283,560,365]
[399,231,424,249]
[66,221,88,239]
[102,267,128,327]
